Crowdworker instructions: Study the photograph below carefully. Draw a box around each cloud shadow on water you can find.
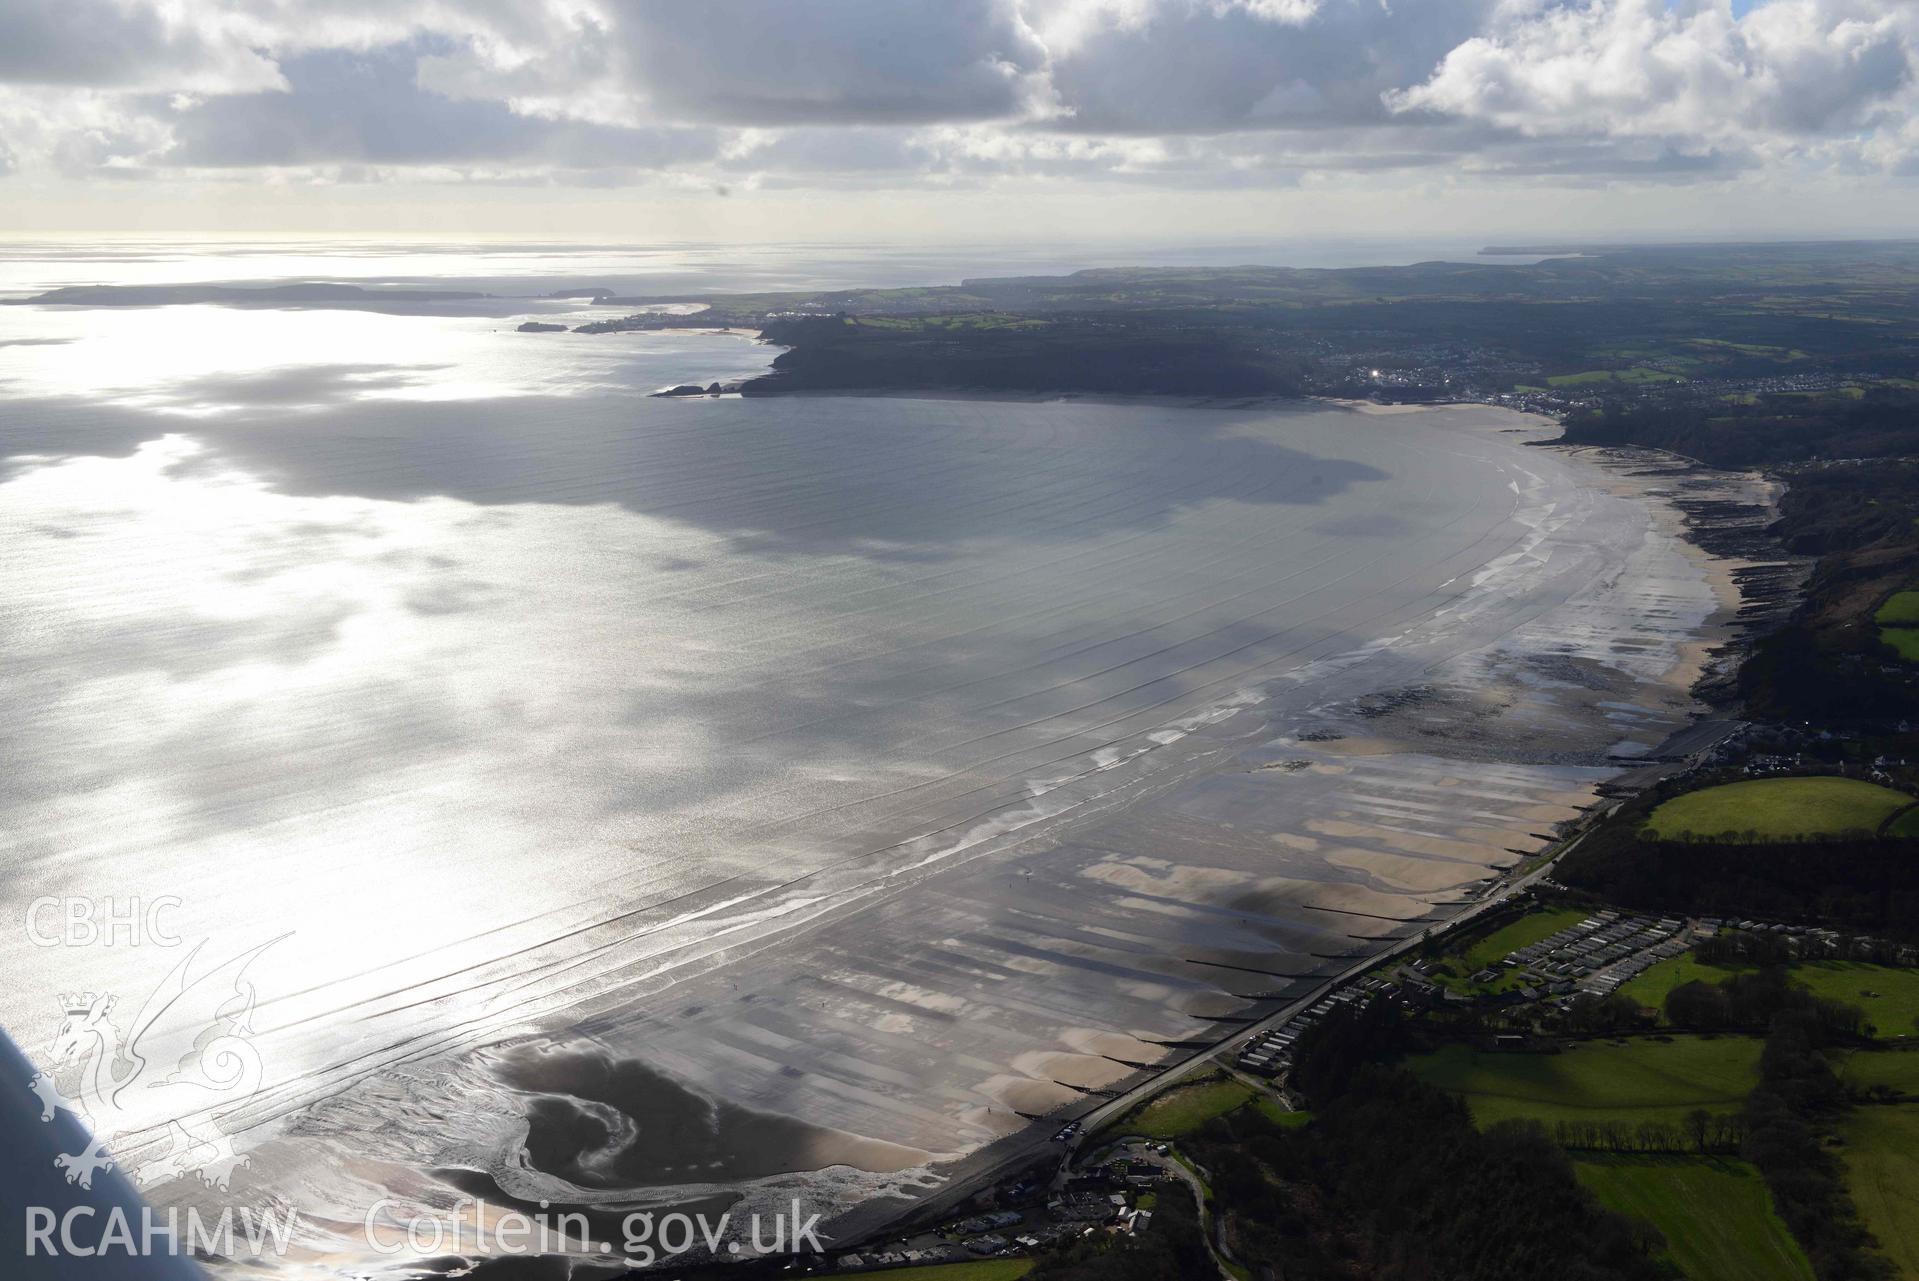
[0,391,1387,559]
[139,362,454,411]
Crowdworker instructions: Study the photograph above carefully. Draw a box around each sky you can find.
[1,0,1917,241]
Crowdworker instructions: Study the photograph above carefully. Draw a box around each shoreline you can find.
[1540,440,1807,709]
[806,403,1798,1257]
[654,363,1560,426]
[19,372,1792,1275]
[690,372,1523,418]
[344,388,1779,1273]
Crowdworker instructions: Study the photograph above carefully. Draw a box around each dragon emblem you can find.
[27,937,282,1193]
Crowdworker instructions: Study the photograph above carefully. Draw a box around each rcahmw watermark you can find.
[25,1200,825,1265]
[363,1198,825,1266]
[24,1206,299,1259]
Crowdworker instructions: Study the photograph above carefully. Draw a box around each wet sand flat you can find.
[0,315,1747,1268]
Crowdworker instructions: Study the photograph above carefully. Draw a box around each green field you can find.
[1840,1106,1919,1279]
[1406,1036,1762,1127]
[1794,962,1919,1038]
[855,313,1050,332]
[1414,907,1593,995]
[1547,367,1687,387]
[853,1262,1034,1281]
[1251,1097,1312,1127]
[1892,806,1919,838]
[1574,1155,1812,1281]
[1835,1048,1919,1094]
[1457,908,1591,974]
[1642,777,1915,841]
[1780,384,1867,400]
[1876,592,1919,626]
[1623,957,1919,1038]
[1874,593,1919,664]
[1882,629,1919,662]
[1125,1077,1254,1138]
[1686,337,1808,359]
[1618,954,1753,1010]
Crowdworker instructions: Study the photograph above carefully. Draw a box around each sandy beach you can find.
[0,315,1776,1270]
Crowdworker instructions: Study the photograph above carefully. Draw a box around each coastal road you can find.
[829,710,1734,1256]
[827,818,1594,1250]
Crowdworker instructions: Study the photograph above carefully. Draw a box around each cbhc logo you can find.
[25,897,183,947]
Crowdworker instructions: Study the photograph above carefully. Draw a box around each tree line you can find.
[1550,1111,1746,1155]
[1742,1010,1892,1280]
[1561,816,1919,942]
[1664,968,1868,1037]
[1159,1005,1671,1281]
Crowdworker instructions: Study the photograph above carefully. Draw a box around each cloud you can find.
[608,0,1051,126]
[162,42,717,171]
[1037,0,1493,133]
[417,0,1056,133]
[0,84,178,176]
[1392,0,1917,146]
[1,0,1919,193]
[0,0,282,93]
